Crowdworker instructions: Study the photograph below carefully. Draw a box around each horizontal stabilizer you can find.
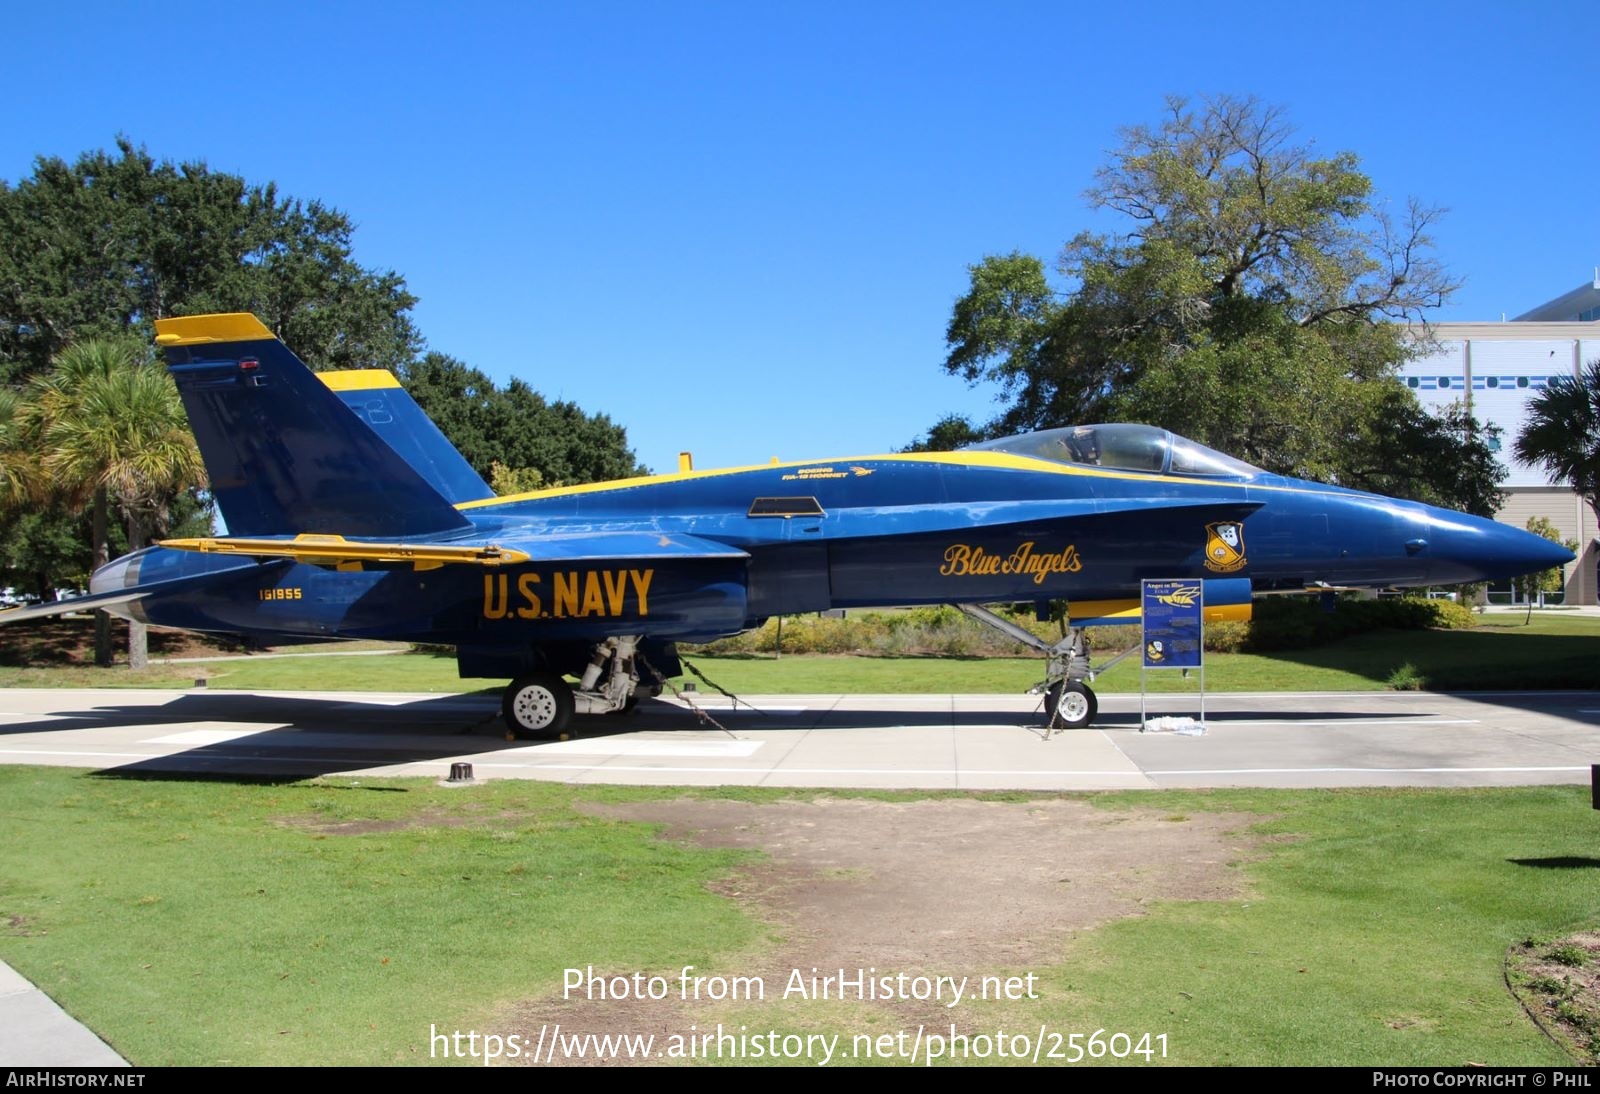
[0,588,157,625]
[0,562,280,626]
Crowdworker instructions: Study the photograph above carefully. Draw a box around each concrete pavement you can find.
[3,683,1596,1066]
[0,685,1596,789]
[0,962,125,1067]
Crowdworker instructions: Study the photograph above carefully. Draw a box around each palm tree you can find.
[1514,359,1600,519]
[0,389,33,506]
[24,339,205,667]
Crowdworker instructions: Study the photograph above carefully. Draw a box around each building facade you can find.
[1402,277,1600,604]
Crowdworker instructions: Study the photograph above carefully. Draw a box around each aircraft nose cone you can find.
[1418,509,1577,585]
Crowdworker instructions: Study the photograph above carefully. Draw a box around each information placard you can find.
[1139,579,1206,731]
[1141,580,1203,669]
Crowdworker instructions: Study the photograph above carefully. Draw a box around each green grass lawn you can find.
[0,613,1596,695]
[0,769,1594,1066]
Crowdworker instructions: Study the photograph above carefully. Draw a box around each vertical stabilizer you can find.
[322,370,496,504]
[156,314,473,538]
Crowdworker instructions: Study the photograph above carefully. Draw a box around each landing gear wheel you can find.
[503,672,575,739]
[1045,680,1097,729]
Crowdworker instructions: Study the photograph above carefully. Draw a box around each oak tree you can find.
[0,139,420,383]
[928,95,1501,513]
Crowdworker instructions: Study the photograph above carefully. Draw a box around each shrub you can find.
[1244,594,1475,653]
[1386,663,1426,690]
[688,590,1476,660]
[1204,620,1251,653]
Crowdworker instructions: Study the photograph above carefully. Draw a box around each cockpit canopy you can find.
[965,424,1261,478]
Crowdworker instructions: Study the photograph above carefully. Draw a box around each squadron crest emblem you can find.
[1204,522,1247,573]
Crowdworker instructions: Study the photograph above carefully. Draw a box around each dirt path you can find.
[502,796,1261,1065]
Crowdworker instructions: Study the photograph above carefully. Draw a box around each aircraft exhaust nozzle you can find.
[89,551,145,595]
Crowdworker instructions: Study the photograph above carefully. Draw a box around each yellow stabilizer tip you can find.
[153,313,277,346]
[319,369,401,392]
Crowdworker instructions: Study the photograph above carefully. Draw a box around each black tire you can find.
[503,672,575,739]
[1045,680,1097,729]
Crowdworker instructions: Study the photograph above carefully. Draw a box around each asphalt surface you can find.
[3,683,1598,1066]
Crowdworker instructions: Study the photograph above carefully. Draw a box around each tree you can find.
[931,95,1500,512]
[0,509,95,601]
[489,461,552,495]
[1513,359,1600,519]
[0,140,422,611]
[398,352,646,485]
[0,138,645,636]
[901,413,987,454]
[0,139,420,383]
[0,388,28,508]
[23,338,204,667]
[1512,516,1580,623]
[1339,396,1505,517]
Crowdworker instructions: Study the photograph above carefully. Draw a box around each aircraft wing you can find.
[158,531,750,569]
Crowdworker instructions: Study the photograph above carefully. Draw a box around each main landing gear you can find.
[503,672,574,738]
[953,604,1119,732]
[502,635,657,740]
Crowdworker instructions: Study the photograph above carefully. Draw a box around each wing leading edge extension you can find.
[158,530,750,570]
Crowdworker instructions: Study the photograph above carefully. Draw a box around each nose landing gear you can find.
[952,604,1127,732]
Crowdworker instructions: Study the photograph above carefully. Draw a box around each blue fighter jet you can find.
[0,314,1575,735]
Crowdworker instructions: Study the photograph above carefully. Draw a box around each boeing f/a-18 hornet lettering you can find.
[0,314,1574,736]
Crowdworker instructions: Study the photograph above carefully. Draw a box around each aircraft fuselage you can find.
[102,448,1562,652]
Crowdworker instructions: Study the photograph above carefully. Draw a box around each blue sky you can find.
[3,1,1596,472]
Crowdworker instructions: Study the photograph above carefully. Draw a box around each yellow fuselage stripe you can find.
[457,449,1368,510]
[1066,598,1251,624]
